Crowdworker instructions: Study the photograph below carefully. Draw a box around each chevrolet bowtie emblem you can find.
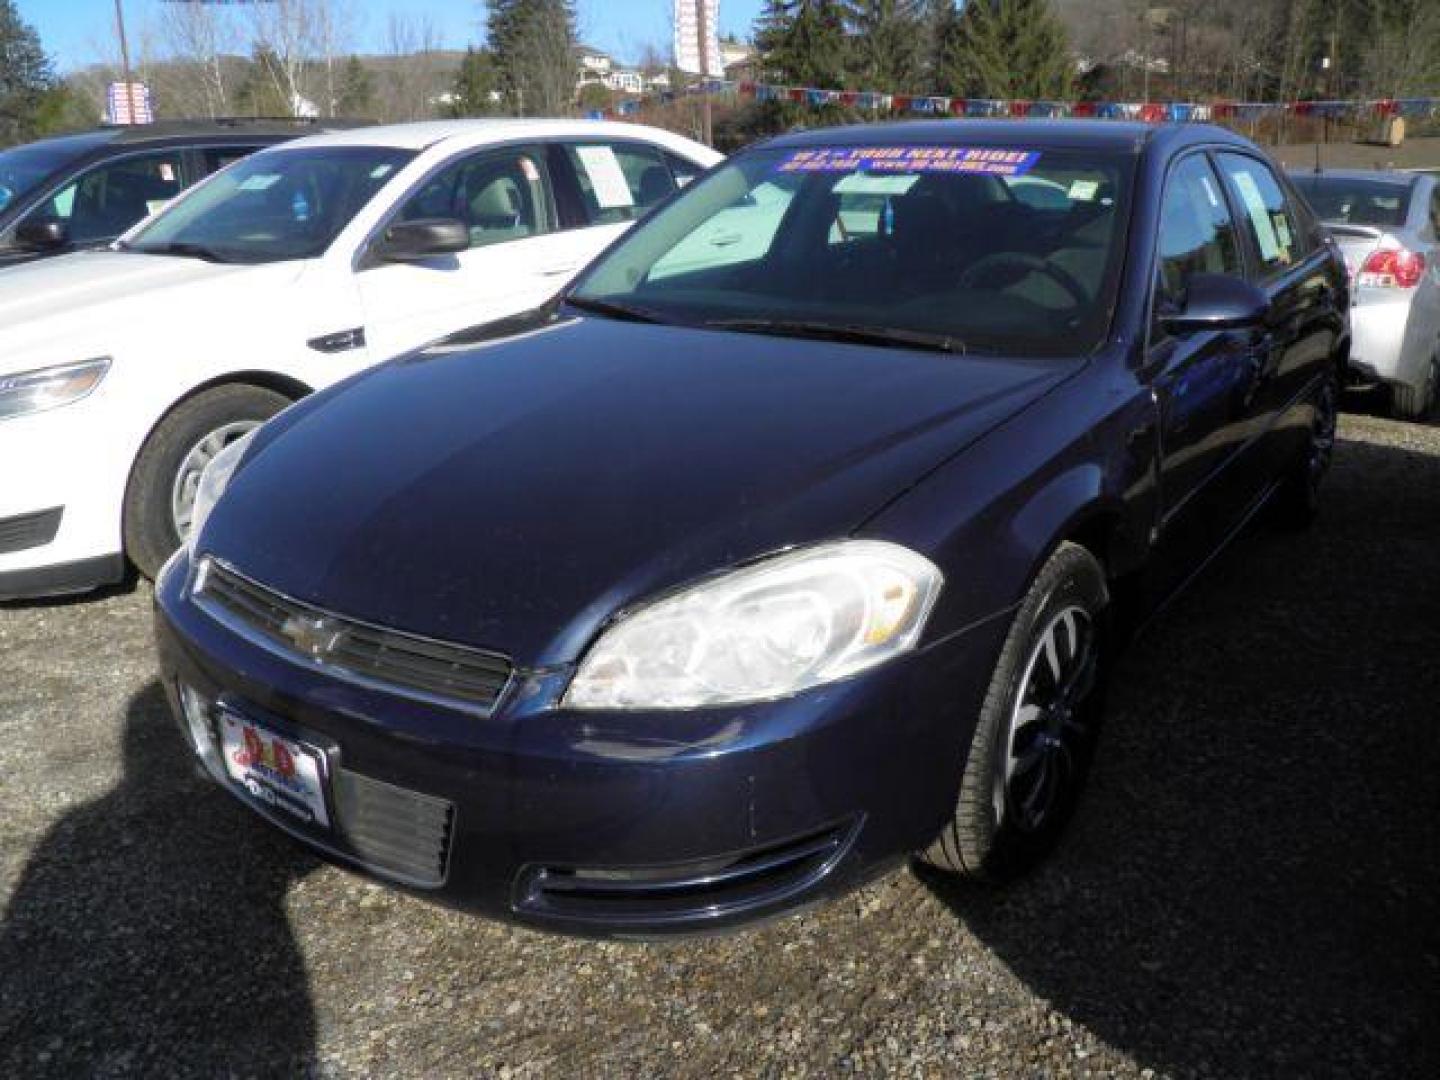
[279,614,345,660]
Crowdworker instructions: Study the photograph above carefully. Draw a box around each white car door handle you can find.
[540,263,579,277]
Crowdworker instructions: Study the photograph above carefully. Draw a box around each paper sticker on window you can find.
[145,199,169,215]
[1068,179,1100,201]
[240,174,281,192]
[833,173,921,195]
[1274,213,1292,251]
[779,147,1040,178]
[518,156,540,182]
[158,163,176,183]
[1231,169,1282,262]
[575,146,634,209]
[369,164,394,179]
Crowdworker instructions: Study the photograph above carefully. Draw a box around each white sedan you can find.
[0,119,719,599]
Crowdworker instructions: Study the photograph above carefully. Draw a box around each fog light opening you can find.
[179,683,220,769]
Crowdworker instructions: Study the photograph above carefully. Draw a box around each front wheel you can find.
[919,542,1110,881]
[123,385,291,578]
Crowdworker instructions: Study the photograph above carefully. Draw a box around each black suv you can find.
[0,119,352,267]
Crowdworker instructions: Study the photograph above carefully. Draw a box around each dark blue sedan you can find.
[154,121,1348,937]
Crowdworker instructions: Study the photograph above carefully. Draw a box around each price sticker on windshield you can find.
[779,146,1040,178]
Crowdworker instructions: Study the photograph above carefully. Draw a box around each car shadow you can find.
[919,428,1440,1078]
[0,682,320,1076]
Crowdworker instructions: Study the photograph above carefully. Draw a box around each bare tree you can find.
[379,12,444,122]
[158,1,240,117]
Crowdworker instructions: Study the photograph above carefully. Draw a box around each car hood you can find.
[0,251,302,370]
[205,315,1079,667]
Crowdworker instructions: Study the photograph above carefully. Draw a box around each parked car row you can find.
[3,117,1361,937]
[0,119,719,600]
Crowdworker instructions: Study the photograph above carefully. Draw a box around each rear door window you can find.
[1215,153,1308,276]
[203,146,264,175]
[562,143,677,225]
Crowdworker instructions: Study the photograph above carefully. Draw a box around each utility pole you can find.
[696,0,713,146]
[113,0,140,124]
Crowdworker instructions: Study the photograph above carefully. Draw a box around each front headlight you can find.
[187,429,254,548]
[565,540,943,710]
[0,358,110,421]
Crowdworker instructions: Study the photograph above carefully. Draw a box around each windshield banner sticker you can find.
[778,147,1040,178]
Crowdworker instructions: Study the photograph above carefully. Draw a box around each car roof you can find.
[104,118,368,144]
[7,119,351,157]
[283,118,700,153]
[762,119,1255,156]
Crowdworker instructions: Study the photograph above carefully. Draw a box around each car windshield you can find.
[1290,174,1412,229]
[124,145,415,263]
[568,144,1133,356]
[0,141,91,214]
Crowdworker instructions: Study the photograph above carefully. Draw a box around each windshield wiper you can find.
[125,241,232,263]
[704,318,966,355]
[564,294,671,324]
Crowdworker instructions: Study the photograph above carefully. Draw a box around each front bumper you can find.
[153,549,1004,938]
[0,397,130,598]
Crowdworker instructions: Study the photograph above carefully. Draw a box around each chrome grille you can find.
[333,769,454,887]
[196,559,513,711]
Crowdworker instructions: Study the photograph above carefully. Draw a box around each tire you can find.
[1392,355,1438,421]
[123,384,291,579]
[919,542,1110,882]
[1272,370,1339,531]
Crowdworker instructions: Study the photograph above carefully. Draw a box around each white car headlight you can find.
[188,429,255,549]
[0,358,110,421]
[565,540,943,710]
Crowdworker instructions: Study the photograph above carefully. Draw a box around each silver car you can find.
[1290,169,1440,418]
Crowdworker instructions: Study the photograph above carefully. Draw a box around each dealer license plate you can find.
[219,710,331,829]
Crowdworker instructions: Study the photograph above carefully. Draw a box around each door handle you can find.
[540,263,579,277]
[709,232,742,247]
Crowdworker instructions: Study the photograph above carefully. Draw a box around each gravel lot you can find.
[2,412,1437,1079]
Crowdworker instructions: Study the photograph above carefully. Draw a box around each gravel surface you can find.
[2,412,1437,1079]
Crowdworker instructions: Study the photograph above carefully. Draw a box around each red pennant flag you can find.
[787,87,806,103]
[1071,101,1096,117]
[839,91,859,107]
[1139,103,1165,122]
[1009,100,1031,117]
[949,98,968,116]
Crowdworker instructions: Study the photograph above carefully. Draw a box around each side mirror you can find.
[373,218,469,262]
[1162,273,1269,334]
[14,218,69,251]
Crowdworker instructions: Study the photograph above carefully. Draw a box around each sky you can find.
[16,0,765,73]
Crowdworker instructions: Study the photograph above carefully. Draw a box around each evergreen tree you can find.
[0,0,56,146]
[846,1,923,92]
[754,0,850,88]
[948,0,1073,99]
[447,47,500,117]
[334,56,375,118]
[235,47,291,117]
[918,0,963,93]
[487,0,578,116]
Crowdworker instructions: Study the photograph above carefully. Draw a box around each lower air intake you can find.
[515,820,857,927]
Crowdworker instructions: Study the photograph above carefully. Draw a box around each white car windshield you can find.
[569,144,1133,357]
[124,145,415,264]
